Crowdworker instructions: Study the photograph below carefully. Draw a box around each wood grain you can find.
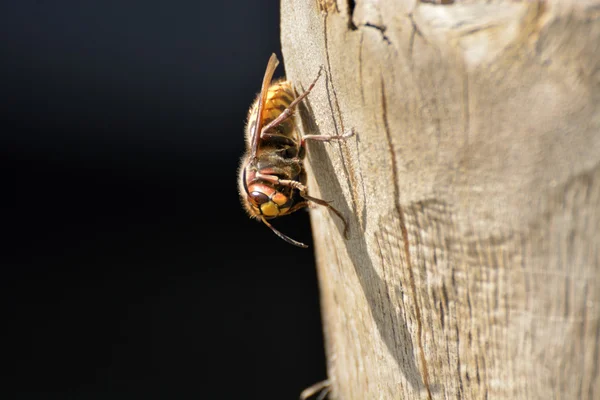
[281,1,600,398]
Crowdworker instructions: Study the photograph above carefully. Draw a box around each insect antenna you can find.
[241,163,250,195]
[260,216,308,248]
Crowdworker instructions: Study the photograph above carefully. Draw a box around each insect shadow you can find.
[296,91,429,392]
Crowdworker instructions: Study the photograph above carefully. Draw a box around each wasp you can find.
[238,53,353,248]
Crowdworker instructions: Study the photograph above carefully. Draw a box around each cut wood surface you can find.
[280,0,600,399]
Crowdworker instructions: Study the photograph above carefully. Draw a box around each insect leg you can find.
[255,132,296,146]
[260,66,325,138]
[259,109,294,137]
[300,379,331,400]
[255,172,308,192]
[302,193,349,239]
[287,200,310,214]
[301,128,355,146]
[255,172,349,239]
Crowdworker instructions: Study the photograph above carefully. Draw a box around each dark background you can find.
[2,1,326,398]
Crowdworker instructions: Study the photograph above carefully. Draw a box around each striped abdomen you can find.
[245,80,300,155]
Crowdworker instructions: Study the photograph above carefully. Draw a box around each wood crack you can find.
[322,13,359,224]
[381,75,433,400]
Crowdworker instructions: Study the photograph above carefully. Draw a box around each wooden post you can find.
[281,1,600,399]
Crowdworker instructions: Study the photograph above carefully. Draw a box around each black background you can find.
[3,1,326,398]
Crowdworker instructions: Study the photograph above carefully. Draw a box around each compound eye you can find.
[250,191,269,205]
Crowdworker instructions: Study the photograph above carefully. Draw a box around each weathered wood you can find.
[281,0,600,399]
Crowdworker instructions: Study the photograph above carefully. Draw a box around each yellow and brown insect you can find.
[238,53,352,248]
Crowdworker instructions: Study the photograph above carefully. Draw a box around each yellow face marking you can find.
[272,192,288,206]
[260,201,279,217]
